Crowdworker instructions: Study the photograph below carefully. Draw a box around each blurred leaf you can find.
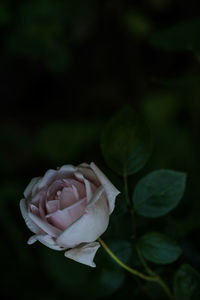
[91,266,125,298]
[138,232,182,264]
[35,121,101,164]
[106,239,133,265]
[141,93,181,125]
[151,18,200,52]
[6,0,69,71]
[123,11,152,37]
[174,264,200,300]
[101,106,152,176]
[0,2,11,25]
[133,169,187,217]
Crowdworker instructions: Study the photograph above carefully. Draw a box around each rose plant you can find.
[20,162,120,267]
[19,107,195,300]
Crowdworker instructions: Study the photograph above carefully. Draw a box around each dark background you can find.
[1,0,200,299]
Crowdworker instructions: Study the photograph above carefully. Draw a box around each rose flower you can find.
[20,162,120,267]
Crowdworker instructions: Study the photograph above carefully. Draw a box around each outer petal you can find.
[28,212,61,237]
[27,234,65,250]
[23,177,41,198]
[56,188,109,248]
[65,242,100,267]
[20,199,42,234]
[77,163,100,186]
[74,171,93,203]
[90,162,120,214]
[33,165,77,193]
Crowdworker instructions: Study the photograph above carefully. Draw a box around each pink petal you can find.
[36,165,76,191]
[56,190,109,248]
[77,164,100,186]
[59,187,77,209]
[58,165,77,175]
[90,162,120,214]
[65,242,100,267]
[47,180,65,199]
[37,169,58,189]
[64,179,86,199]
[46,200,59,214]
[30,204,40,217]
[28,234,65,250]
[28,212,61,237]
[74,172,94,203]
[20,199,42,234]
[47,197,87,230]
[72,184,79,200]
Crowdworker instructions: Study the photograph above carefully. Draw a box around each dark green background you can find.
[1,0,200,299]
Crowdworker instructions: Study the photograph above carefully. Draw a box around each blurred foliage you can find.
[1,0,200,299]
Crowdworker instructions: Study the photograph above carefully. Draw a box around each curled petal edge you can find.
[65,242,100,267]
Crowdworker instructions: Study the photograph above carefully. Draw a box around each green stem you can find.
[98,238,173,300]
[136,245,173,299]
[136,245,155,276]
[98,237,156,281]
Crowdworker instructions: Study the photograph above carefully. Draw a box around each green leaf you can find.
[106,240,133,265]
[174,264,200,300]
[101,106,152,176]
[133,169,186,217]
[138,232,182,264]
[151,18,200,52]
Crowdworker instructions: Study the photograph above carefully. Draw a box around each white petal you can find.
[77,164,99,186]
[36,165,76,190]
[56,190,109,248]
[28,234,65,250]
[28,212,61,237]
[90,162,120,214]
[20,199,42,234]
[65,242,100,267]
[27,235,37,244]
[59,165,77,174]
[74,172,93,203]
[24,177,41,198]
[37,169,58,189]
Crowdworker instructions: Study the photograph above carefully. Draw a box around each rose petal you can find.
[47,197,87,230]
[37,169,59,189]
[74,172,93,203]
[24,177,41,198]
[20,199,42,234]
[65,242,100,267]
[36,165,77,191]
[77,164,99,186]
[90,162,120,214]
[46,200,59,214]
[30,204,40,217]
[47,180,66,199]
[65,179,86,199]
[72,184,79,200]
[28,212,61,237]
[58,165,77,175]
[59,187,77,209]
[28,234,65,250]
[56,188,109,248]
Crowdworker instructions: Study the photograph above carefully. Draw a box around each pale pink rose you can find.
[20,162,120,267]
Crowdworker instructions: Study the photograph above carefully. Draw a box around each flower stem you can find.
[98,238,173,300]
[98,237,155,281]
